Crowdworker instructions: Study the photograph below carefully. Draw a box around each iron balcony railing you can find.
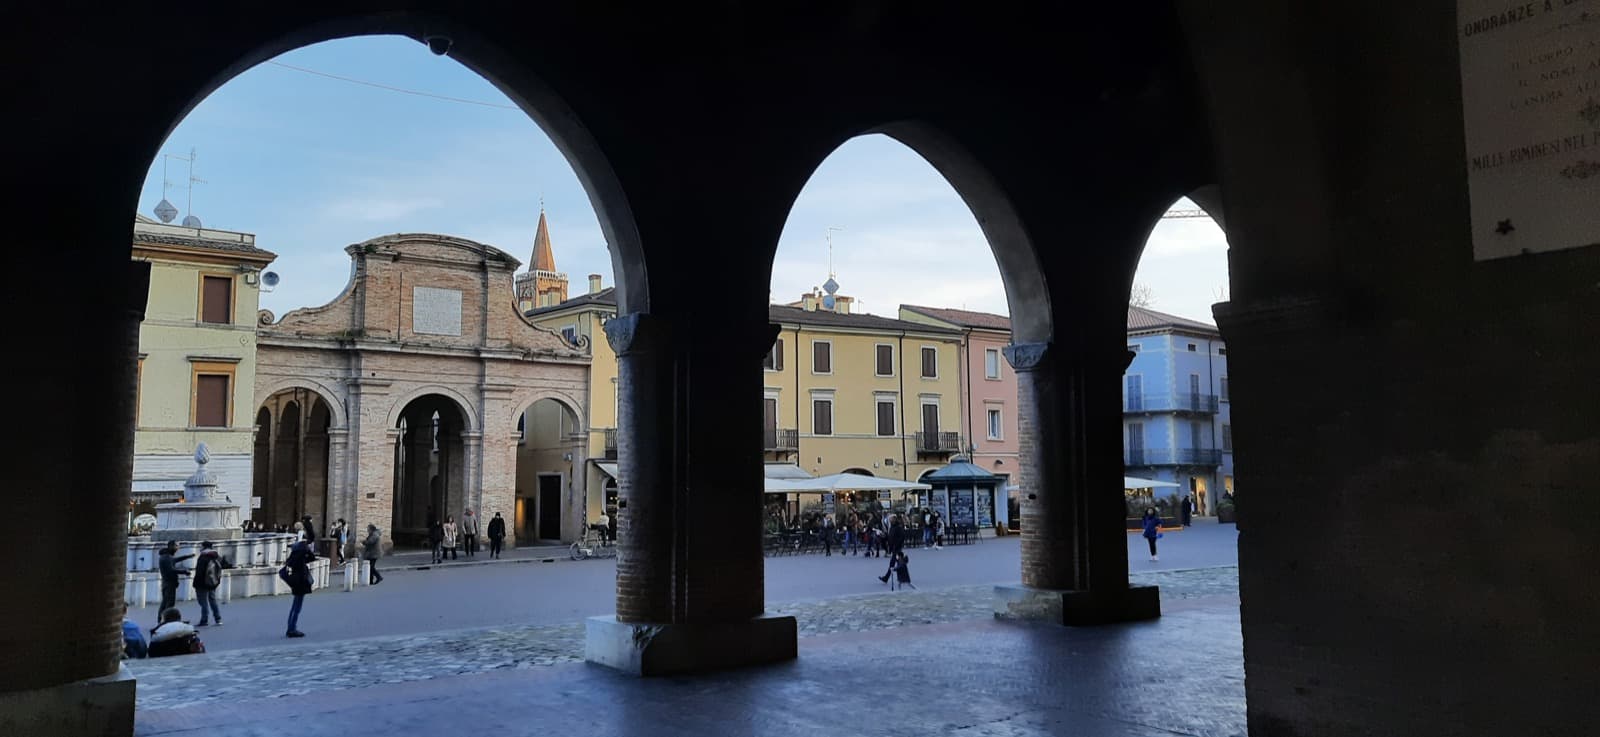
[764,428,799,451]
[603,428,618,460]
[1124,448,1223,466]
[915,431,962,453]
[1123,393,1219,414]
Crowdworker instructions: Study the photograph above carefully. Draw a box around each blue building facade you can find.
[1123,306,1233,516]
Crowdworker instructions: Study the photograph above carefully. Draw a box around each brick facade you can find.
[255,234,590,550]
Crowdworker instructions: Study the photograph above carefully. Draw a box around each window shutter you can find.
[921,403,939,436]
[921,347,936,377]
[195,374,230,427]
[876,345,893,375]
[201,276,232,324]
[814,400,832,435]
[814,342,830,373]
[776,339,784,371]
[877,401,894,436]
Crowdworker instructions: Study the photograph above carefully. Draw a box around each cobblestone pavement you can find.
[131,566,1238,712]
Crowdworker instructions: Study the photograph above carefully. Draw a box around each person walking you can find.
[879,514,906,582]
[283,536,316,638]
[155,541,194,625]
[361,524,384,584]
[191,541,233,627]
[921,508,935,548]
[931,511,944,550]
[428,517,446,564]
[1141,506,1163,562]
[890,552,915,591]
[487,512,506,559]
[442,516,459,561]
[332,518,349,565]
[1180,495,1193,527]
[461,509,480,557]
[301,515,318,543]
[821,514,835,556]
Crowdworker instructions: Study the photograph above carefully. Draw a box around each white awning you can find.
[596,462,619,480]
[767,472,931,494]
[763,463,814,480]
[1124,476,1181,489]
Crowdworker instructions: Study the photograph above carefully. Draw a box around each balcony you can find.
[603,428,618,460]
[1123,393,1219,414]
[1124,448,1222,466]
[764,428,798,452]
[915,431,962,455]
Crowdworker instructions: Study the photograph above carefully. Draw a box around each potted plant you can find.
[1216,498,1236,524]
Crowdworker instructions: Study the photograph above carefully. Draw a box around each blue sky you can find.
[141,36,1228,323]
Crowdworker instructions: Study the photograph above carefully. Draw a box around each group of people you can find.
[788,507,950,556]
[423,508,508,562]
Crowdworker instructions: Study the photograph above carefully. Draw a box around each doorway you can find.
[538,474,562,540]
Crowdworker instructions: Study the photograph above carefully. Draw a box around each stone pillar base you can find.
[0,665,135,737]
[993,583,1161,626]
[585,613,797,676]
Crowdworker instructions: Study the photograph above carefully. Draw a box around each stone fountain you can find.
[125,443,329,605]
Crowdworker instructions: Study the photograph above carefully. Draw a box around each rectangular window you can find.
[921,402,940,436]
[876,400,895,437]
[1222,424,1233,452]
[200,275,233,324]
[985,349,1001,379]
[920,346,937,378]
[763,398,779,448]
[1186,342,1197,352]
[1218,346,1228,356]
[875,344,894,376]
[1127,422,1145,463]
[1125,374,1143,411]
[987,408,1003,440]
[763,339,785,371]
[1220,376,1229,402]
[812,399,833,436]
[560,326,578,345]
[194,375,229,427]
[812,341,831,374]
[1191,421,1204,450]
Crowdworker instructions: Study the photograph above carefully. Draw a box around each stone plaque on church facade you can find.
[1458,0,1600,260]
[412,286,463,336]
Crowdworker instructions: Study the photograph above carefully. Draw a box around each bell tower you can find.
[515,208,568,311]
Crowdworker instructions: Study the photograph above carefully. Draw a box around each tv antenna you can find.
[162,148,207,227]
[825,226,844,277]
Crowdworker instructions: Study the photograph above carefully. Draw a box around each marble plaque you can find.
[412,286,463,336]
[1458,0,1600,260]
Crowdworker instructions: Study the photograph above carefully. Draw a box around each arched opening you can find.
[252,388,335,531]
[1122,191,1236,566]
[392,394,469,547]
[763,131,1039,573]
[513,397,584,543]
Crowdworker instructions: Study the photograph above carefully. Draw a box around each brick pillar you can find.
[0,260,145,733]
[604,313,676,623]
[996,340,1156,625]
[587,313,795,673]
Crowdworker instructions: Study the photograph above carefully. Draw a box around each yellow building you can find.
[524,266,619,525]
[529,269,965,526]
[767,286,965,482]
[131,215,276,526]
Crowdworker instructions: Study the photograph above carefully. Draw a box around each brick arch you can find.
[128,11,649,314]
[255,377,347,429]
[509,390,586,435]
[384,385,480,433]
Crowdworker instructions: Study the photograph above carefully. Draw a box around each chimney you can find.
[587,274,603,295]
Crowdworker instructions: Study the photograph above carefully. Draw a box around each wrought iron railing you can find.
[1123,393,1219,413]
[764,428,798,451]
[1124,448,1222,466]
[603,428,618,460]
[915,431,961,453]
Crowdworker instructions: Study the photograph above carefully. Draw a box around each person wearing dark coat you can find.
[191,541,234,626]
[487,512,506,558]
[155,541,195,625]
[301,515,318,543]
[361,524,384,584]
[1141,507,1162,561]
[428,518,446,564]
[1180,495,1193,527]
[878,515,906,582]
[283,538,316,637]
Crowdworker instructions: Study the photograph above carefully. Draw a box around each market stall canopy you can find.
[809,472,931,491]
[764,463,814,480]
[1124,476,1180,489]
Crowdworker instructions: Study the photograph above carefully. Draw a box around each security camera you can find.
[424,35,452,56]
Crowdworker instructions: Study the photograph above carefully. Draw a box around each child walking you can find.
[890,552,915,591]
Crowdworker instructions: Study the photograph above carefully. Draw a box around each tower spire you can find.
[531,207,557,273]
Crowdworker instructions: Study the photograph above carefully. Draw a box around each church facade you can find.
[252,231,590,549]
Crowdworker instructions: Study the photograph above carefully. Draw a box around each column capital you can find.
[1003,342,1051,372]
[603,313,672,357]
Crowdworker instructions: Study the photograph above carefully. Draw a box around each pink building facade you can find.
[899,306,1019,528]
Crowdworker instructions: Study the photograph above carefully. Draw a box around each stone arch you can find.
[255,377,348,429]
[385,384,481,434]
[837,122,1053,345]
[130,12,649,314]
[509,390,586,436]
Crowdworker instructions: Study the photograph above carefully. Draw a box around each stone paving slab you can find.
[129,566,1239,713]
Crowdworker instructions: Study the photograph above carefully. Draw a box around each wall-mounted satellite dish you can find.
[261,271,280,292]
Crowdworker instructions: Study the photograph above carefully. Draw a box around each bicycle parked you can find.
[569,528,616,560]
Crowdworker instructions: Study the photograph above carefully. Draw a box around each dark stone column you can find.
[586,313,795,674]
[993,340,1159,625]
